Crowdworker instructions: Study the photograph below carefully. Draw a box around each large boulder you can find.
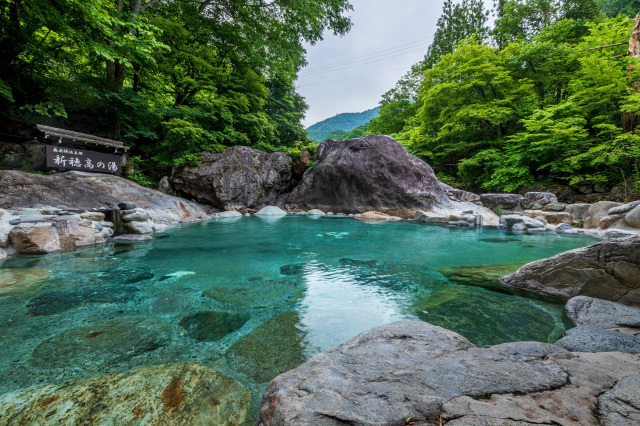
[0,362,251,425]
[565,203,591,222]
[257,321,640,425]
[170,146,292,211]
[440,183,482,204]
[598,375,640,425]
[0,170,208,223]
[566,296,640,329]
[626,204,640,228]
[587,201,622,229]
[54,219,105,249]
[286,136,498,225]
[500,236,640,307]
[286,136,450,214]
[554,326,640,353]
[523,210,572,224]
[522,192,558,210]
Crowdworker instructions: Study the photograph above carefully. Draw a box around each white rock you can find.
[255,206,287,216]
[212,211,243,219]
[306,209,326,216]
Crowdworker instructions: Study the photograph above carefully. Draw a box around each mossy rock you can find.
[226,311,307,383]
[179,311,250,342]
[204,279,303,309]
[438,263,526,292]
[0,268,49,296]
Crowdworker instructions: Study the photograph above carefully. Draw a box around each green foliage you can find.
[125,155,156,188]
[597,0,640,17]
[374,0,638,194]
[306,107,380,141]
[0,0,354,175]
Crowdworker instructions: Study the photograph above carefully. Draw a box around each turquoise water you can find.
[0,216,597,420]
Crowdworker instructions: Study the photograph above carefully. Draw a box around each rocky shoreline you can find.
[0,135,639,424]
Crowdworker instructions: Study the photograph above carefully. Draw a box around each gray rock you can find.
[601,214,624,229]
[566,203,591,222]
[118,201,137,210]
[91,221,103,231]
[12,209,43,216]
[286,136,452,214]
[523,210,572,224]
[306,209,326,216]
[255,206,287,216]
[123,220,154,235]
[415,210,449,224]
[56,204,69,209]
[9,216,48,225]
[512,223,528,232]
[598,375,640,426]
[522,216,545,228]
[480,193,524,209]
[625,205,640,229]
[171,146,292,210]
[101,227,114,238]
[543,203,566,212]
[609,200,640,216]
[99,220,114,228]
[500,215,525,229]
[554,325,640,353]
[535,216,549,226]
[527,227,547,234]
[257,322,571,425]
[566,296,640,329]
[588,201,622,228]
[122,209,152,222]
[441,183,482,204]
[112,234,153,242]
[244,213,251,217]
[51,214,82,221]
[501,236,640,306]
[522,192,558,209]
[157,175,176,195]
[0,171,208,223]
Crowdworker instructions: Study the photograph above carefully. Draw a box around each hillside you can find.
[306,107,380,142]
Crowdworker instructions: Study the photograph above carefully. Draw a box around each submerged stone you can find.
[27,284,140,315]
[479,238,521,243]
[148,288,201,314]
[0,362,250,425]
[416,288,563,345]
[204,279,303,309]
[179,311,250,342]
[30,317,170,368]
[0,269,50,297]
[99,267,154,284]
[279,263,327,276]
[339,258,381,268]
[226,311,307,383]
[438,263,526,292]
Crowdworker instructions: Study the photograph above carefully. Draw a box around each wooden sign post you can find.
[46,145,122,174]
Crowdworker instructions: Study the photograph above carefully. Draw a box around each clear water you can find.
[0,216,597,421]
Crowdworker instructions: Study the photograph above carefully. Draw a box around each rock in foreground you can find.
[258,322,640,426]
[500,236,640,307]
[0,362,250,425]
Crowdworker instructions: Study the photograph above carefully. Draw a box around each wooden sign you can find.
[46,145,122,174]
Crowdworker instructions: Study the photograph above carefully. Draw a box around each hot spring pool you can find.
[0,216,598,420]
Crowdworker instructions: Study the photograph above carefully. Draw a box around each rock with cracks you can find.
[500,236,640,307]
[258,321,640,426]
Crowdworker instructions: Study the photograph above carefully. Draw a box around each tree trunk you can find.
[623,12,640,133]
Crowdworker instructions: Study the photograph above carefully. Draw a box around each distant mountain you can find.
[306,107,380,142]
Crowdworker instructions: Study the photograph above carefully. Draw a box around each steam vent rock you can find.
[286,135,451,214]
[170,146,292,211]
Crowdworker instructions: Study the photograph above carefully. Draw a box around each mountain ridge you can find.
[306,107,380,142]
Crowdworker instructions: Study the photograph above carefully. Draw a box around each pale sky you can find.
[298,0,446,127]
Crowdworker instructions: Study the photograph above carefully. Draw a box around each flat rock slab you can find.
[566,296,640,329]
[258,322,640,426]
[555,325,640,353]
[257,322,570,425]
[0,362,251,425]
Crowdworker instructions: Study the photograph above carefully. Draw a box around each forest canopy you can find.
[0,0,353,180]
[369,0,640,195]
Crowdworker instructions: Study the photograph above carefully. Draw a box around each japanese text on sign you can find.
[46,145,122,174]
